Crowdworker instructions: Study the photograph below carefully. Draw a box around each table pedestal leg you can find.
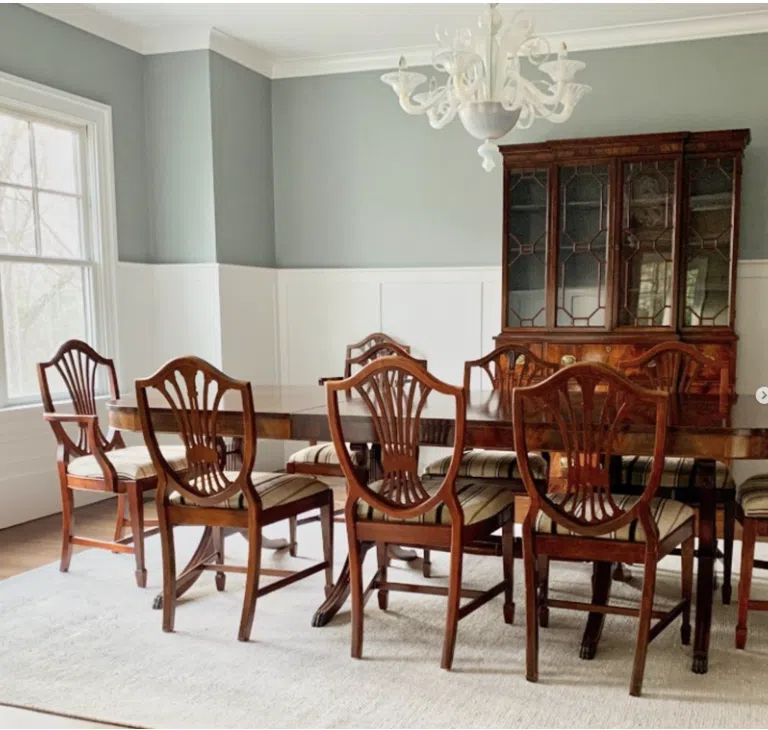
[312,542,373,627]
[693,459,717,674]
[580,561,613,660]
[152,527,289,609]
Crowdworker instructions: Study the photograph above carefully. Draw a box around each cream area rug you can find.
[2,522,768,729]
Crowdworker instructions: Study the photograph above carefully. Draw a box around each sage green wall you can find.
[144,51,217,263]
[272,33,768,267]
[210,52,275,267]
[0,4,151,262]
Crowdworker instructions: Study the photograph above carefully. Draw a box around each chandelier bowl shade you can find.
[458,101,521,141]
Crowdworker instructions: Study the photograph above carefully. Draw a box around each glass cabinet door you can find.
[618,159,678,327]
[556,164,610,327]
[683,157,736,327]
[506,168,548,328]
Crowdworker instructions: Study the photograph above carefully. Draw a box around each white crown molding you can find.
[22,4,768,81]
[24,3,144,54]
[208,29,274,79]
[272,9,768,79]
[139,26,212,56]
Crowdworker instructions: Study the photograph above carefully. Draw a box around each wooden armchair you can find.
[136,356,334,641]
[617,341,735,604]
[513,362,695,696]
[327,356,515,669]
[38,339,186,587]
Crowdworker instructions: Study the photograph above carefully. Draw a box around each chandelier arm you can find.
[515,76,568,113]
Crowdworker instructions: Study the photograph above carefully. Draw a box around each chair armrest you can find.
[44,413,98,424]
[43,413,119,486]
[318,376,343,386]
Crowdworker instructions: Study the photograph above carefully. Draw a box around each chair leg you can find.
[502,519,515,624]
[348,529,365,659]
[320,500,334,594]
[422,548,432,578]
[127,486,147,588]
[441,534,464,671]
[376,542,389,610]
[722,499,735,605]
[736,518,756,650]
[629,551,657,697]
[58,482,75,573]
[238,523,263,642]
[288,516,298,557]
[213,526,226,591]
[681,536,694,645]
[538,555,550,628]
[158,509,177,633]
[113,494,127,542]
[523,536,540,683]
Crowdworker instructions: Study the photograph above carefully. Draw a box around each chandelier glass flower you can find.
[381,4,591,171]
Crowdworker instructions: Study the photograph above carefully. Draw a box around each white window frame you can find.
[0,70,119,408]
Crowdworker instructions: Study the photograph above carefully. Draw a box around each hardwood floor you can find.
[0,481,350,581]
[0,497,132,580]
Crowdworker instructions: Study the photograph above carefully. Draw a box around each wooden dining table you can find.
[107,384,768,675]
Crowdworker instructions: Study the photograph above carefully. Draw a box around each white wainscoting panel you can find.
[4,260,768,529]
[151,264,222,368]
[219,265,282,470]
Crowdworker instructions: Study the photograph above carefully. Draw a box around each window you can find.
[0,72,117,406]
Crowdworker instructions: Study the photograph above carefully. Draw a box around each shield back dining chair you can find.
[38,339,187,587]
[285,335,426,555]
[327,355,516,669]
[419,343,557,576]
[136,356,334,641]
[513,362,695,696]
[617,341,735,604]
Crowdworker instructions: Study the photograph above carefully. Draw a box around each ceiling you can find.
[28,3,768,78]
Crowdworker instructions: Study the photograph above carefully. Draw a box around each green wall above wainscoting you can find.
[2,5,768,267]
[0,4,151,263]
[210,53,275,268]
[272,32,768,267]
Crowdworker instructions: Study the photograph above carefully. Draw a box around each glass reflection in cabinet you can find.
[684,157,735,327]
[556,164,609,327]
[506,168,548,327]
[618,160,677,327]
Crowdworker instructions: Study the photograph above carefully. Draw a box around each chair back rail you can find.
[37,339,125,457]
[345,332,409,364]
[513,362,669,539]
[344,340,424,378]
[327,356,466,524]
[464,343,558,395]
[618,341,729,397]
[136,356,259,509]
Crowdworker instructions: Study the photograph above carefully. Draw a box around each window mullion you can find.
[27,121,42,257]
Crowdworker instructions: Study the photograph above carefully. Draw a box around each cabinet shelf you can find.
[509,203,546,212]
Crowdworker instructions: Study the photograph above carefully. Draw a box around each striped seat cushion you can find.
[737,474,768,517]
[534,493,694,542]
[67,445,187,481]
[621,456,735,492]
[288,443,366,468]
[424,450,547,481]
[169,472,330,510]
[356,480,515,526]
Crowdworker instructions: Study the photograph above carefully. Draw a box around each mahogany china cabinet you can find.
[496,129,750,392]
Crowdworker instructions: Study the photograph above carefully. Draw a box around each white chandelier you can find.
[381,4,591,171]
